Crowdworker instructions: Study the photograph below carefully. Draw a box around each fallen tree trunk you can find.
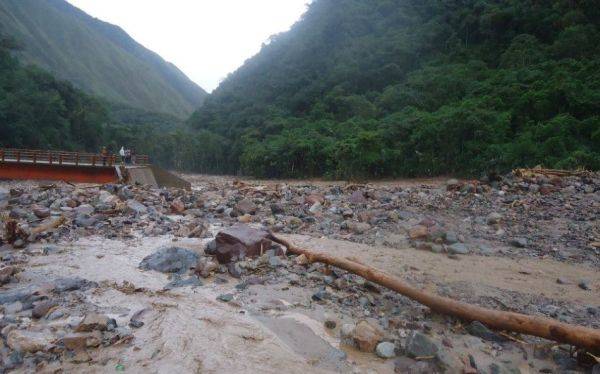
[267,233,600,353]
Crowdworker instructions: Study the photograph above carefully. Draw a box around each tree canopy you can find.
[188,0,600,179]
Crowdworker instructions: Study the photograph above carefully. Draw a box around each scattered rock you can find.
[466,321,505,343]
[353,320,384,352]
[405,331,438,358]
[509,238,528,248]
[408,225,428,240]
[7,330,54,353]
[235,199,257,215]
[75,313,113,332]
[31,300,57,319]
[139,246,199,274]
[578,279,591,290]
[447,243,469,255]
[217,294,234,303]
[61,331,102,351]
[376,342,396,358]
[486,212,503,225]
[164,275,203,290]
[126,200,148,215]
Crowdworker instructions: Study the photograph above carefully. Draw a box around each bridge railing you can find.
[0,148,149,167]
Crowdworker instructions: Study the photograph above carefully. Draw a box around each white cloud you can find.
[66,0,309,92]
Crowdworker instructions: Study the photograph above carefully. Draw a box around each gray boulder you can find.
[139,246,199,274]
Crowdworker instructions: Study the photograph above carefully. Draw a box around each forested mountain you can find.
[0,0,206,118]
[189,0,600,178]
[0,34,209,171]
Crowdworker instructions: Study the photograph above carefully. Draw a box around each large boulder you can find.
[139,246,199,273]
[214,224,274,264]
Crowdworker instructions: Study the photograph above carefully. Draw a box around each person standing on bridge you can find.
[101,146,109,166]
[119,147,125,164]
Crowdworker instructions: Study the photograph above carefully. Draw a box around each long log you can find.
[267,233,600,353]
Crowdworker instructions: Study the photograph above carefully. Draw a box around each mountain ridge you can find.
[0,0,206,118]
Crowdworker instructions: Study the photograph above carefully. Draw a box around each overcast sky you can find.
[66,0,309,92]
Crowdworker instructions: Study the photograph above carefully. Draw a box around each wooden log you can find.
[267,233,600,353]
[30,216,66,235]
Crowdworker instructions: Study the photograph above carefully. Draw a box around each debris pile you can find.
[0,170,598,372]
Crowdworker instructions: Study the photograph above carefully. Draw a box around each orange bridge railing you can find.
[0,148,149,167]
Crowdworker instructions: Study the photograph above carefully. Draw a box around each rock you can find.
[295,254,309,266]
[76,313,113,332]
[0,187,8,201]
[75,215,97,228]
[238,214,252,223]
[61,331,102,351]
[268,256,283,268]
[7,329,53,353]
[305,193,325,206]
[217,293,233,303]
[47,309,65,320]
[312,289,329,301]
[309,202,322,214]
[346,221,371,234]
[349,191,367,204]
[376,342,396,358]
[126,200,148,215]
[405,331,438,358]
[74,204,94,216]
[556,277,569,285]
[170,200,185,214]
[214,224,272,264]
[164,275,203,290]
[409,225,428,240]
[353,320,384,352]
[0,285,40,305]
[33,207,51,219]
[435,348,463,372]
[446,179,460,190]
[227,262,243,278]
[466,321,505,342]
[340,323,356,346]
[444,231,458,244]
[270,203,284,214]
[486,212,503,225]
[5,301,23,314]
[235,199,257,215]
[509,238,528,248]
[447,243,469,255]
[204,240,217,255]
[578,279,591,290]
[324,319,337,329]
[53,277,95,292]
[0,265,18,285]
[32,300,57,319]
[139,246,199,274]
[13,239,26,249]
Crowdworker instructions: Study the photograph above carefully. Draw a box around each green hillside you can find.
[0,33,212,172]
[189,0,600,178]
[0,0,206,118]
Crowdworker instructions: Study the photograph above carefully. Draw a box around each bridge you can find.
[0,148,189,189]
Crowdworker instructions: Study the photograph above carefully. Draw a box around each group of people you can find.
[99,146,136,166]
[119,146,136,165]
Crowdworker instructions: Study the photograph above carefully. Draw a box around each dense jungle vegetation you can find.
[189,0,600,178]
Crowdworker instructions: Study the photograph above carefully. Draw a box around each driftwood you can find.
[267,233,600,353]
[514,168,591,178]
[30,216,66,235]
